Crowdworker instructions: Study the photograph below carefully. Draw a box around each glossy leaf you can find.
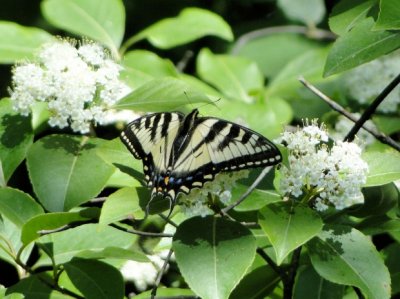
[173,216,256,299]
[113,77,212,112]
[329,0,375,35]
[96,137,143,188]
[0,216,34,267]
[41,0,125,57]
[99,187,145,225]
[324,18,400,76]
[0,22,53,63]
[27,135,114,212]
[76,246,148,262]
[381,243,400,295]
[64,258,124,299]
[197,48,264,103]
[278,0,325,25]
[231,185,281,212]
[230,265,279,299]
[307,226,391,299]
[21,208,99,245]
[363,151,400,186]
[0,98,33,183]
[0,187,43,228]
[134,288,195,298]
[259,201,323,265]
[267,48,329,98]
[37,224,137,265]
[122,50,178,88]
[6,275,71,299]
[349,183,398,218]
[135,7,233,49]
[233,33,321,78]
[375,0,400,30]
[293,266,344,299]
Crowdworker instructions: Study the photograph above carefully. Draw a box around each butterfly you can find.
[121,109,282,213]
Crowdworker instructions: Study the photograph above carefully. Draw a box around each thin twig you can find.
[176,50,194,72]
[110,223,173,238]
[38,225,72,236]
[299,76,400,152]
[158,213,178,228]
[221,166,272,214]
[151,249,174,299]
[232,25,336,54]
[256,247,288,281]
[344,72,400,142]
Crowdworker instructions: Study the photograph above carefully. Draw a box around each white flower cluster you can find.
[344,52,400,113]
[9,40,131,133]
[179,170,249,217]
[277,121,369,211]
[120,251,169,292]
[330,114,376,148]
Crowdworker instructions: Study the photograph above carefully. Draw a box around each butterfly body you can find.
[121,109,282,207]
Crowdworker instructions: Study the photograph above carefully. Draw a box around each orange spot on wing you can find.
[164,176,170,185]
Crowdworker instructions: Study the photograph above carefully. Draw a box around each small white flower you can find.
[9,39,132,134]
[179,170,249,217]
[120,253,167,292]
[278,122,368,211]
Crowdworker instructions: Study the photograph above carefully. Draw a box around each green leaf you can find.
[134,7,233,49]
[233,33,321,79]
[197,48,263,103]
[363,151,400,186]
[6,275,71,299]
[0,98,33,183]
[381,243,400,294]
[329,0,375,35]
[278,0,325,25]
[267,48,329,98]
[64,258,124,299]
[349,183,398,217]
[173,216,256,299]
[37,224,137,265]
[293,265,344,299]
[27,135,114,212]
[324,18,400,76]
[0,216,34,267]
[41,0,125,57]
[113,77,213,112]
[375,0,400,30]
[230,265,279,299]
[76,246,148,262]
[0,187,43,228]
[99,187,145,225]
[231,185,281,212]
[0,22,53,63]
[307,225,391,299]
[21,208,99,245]
[259,201,323,265]
[121,50,178,88]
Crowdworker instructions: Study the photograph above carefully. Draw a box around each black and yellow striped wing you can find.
[121,109,281,202]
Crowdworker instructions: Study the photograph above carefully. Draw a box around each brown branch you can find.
[299,76,400,152]
[109,223,173,238]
